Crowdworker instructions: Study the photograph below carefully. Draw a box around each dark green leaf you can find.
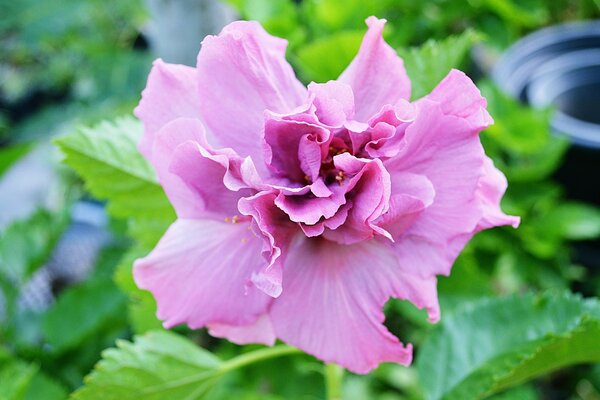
[539,203,600,241]
[0,349,67,400]
[113,246,162,334]
[398,30,481,100]
[0,143,32,178]
[0,208,69,284]
[417,292,600,400]
[42,279,127,354]
[23,372,68,400]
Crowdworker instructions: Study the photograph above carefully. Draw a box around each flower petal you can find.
[386,99,485,262]
[134,219,271,329]
[477,156,520,231]
[419,69,493,129]
[270,238,420,374]
[338,17,411,121]
[321,154,392,244]
[374,172,435,240]
[238,191,299,298]
[197,21,307,164]
[307,81,355,127]
[151,118,255,219]
[263,113,331,182]
[135,60,201,159]
[208,314,275,346]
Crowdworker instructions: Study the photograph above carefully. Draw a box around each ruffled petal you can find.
[321,154,391,244]
[386,99,485,261]
[476,157,520,231]
[338,17,411,121]
[197,20,307,164]
[418,69,493,129]
[134,219,271,329]
[238,191,299,298]
[374,172,435,240]
[151,118,256,220]
[135,60,201,159]
[270,238,421,374]
[263,113,331,182]
[307,81,355,127]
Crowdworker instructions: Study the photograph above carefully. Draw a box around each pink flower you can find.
[133,17,519,373]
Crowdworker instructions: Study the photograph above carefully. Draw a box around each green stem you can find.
[218,345,302,374]
[142,345,302,395]
[324,363,344,400]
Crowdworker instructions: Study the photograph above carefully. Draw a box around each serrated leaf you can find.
[72,331,222,400]
[72,332,300,400]
[54,117,175,247]
[417,292,600,400]
[42,279,127,354]
[398,30,481,100]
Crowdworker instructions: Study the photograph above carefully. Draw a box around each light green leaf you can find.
[42,279,127,354]
[72,331,222,400]
[73,332,300,400]
[54,117,175,247]
[295,31,364,82]
[417,292,600,400]
[398,30,481,100]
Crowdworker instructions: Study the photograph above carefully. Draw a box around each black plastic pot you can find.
[493,21,600,271]
[494,21,600,204]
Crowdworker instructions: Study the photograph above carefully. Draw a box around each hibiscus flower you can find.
[133,16,519,373]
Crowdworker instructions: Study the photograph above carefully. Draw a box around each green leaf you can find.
[479,81,569,182]
[0,348,68,400]
[73,332,300,400]
[0,208,68,281]
[113,246,162,334]
[417,292,600,400]
[398,30,481,100]
[295,31,364,82]
[54,117,175,247]
[72,331,222,400]
[23,372,68,400]
[539,202,600,241]
[42,278,127,354]
[0,142,32,178]
[0,349,37,400]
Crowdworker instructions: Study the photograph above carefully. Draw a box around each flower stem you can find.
[218,345,302,374]
[324,363,345,400]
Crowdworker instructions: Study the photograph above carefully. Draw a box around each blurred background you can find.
[1,0,600,399]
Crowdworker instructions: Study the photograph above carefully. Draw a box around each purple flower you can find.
[133,17,519,373]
